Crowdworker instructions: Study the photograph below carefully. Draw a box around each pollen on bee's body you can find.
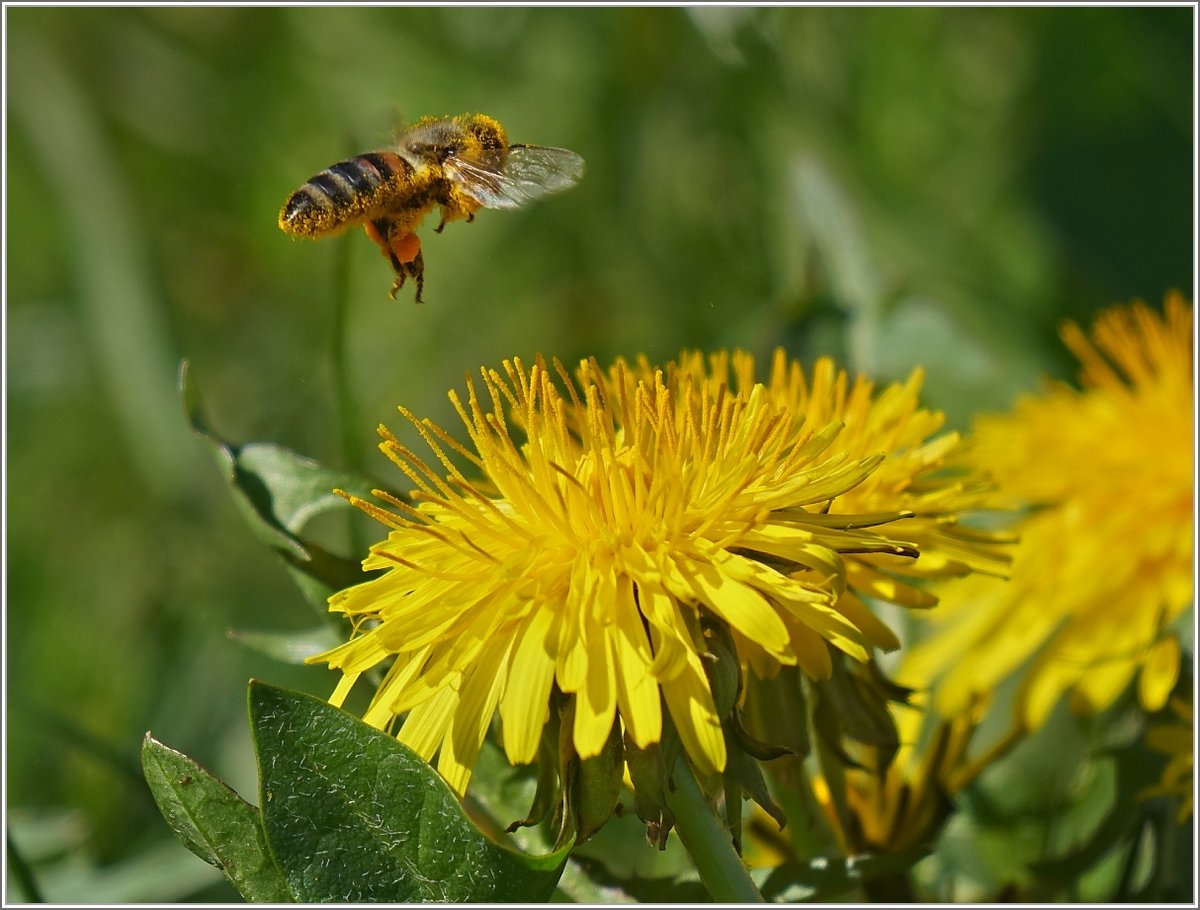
[279,152,412,238]
[278,186,337,236]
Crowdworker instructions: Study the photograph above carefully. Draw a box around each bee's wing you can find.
[447,145,585,210]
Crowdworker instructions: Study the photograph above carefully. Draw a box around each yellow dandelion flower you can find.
[743,686,1007,865]
[614,351,1010,665]
[311,350,1004,798]
[902,294,1194,730]
[835,694,1010,854]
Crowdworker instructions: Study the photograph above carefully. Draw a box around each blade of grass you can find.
[9,33,193,497]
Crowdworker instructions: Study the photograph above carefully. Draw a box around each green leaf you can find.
[180,360,384,608]
[573,721,625,845]
[624,734,677,850]
[232,442,375,539]
[227,625,344,665]
[721,727,787,851]
[790,154,881,373]
[1023,731,1172,897]
[140,733,294,902]
[248,681,571,902]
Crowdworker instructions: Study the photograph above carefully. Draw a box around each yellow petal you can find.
[556,555,595,693]
[1139,636,1181,712]
[783,619,833,679]
[398,682,460,761]
[846,561,939,609]
[500,607,560,764]
[715,551,867,660]
[612,574,662,747]
[574,617,618,758]
[363,644,434,727]
[441,642,511,795]
[833,590,901,652]
[329,672,360,708]
[659,631,726,775]
[310,631,391,674]
[673,554,790,658]
[1071,654,1136,717]
[638,580,694,681]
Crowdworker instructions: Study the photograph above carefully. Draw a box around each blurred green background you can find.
[5,7,1192,902]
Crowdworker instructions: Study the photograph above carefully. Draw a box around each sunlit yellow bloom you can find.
[741,691,1004,867]
[1140,694,1194,824]
[311,350,1004,796]
[903,295,1194,730]
[835,692,1024,856]
[620,351,1010,667]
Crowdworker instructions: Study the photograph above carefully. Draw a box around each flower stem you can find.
[665,757,764,903]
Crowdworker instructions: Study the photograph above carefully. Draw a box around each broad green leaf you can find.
[179,360,384,608]
[1025,734,1176,899]
[233,442,374,538]
[140,733,294,902]
[248,681,571,902]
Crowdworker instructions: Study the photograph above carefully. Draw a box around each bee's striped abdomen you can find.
[278,152,411,238]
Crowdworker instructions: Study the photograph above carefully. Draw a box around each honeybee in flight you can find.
[278,113,585,302]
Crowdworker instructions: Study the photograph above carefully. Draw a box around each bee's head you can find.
[462,114,508,153]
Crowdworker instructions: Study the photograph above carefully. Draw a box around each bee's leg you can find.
[367,220,408,299]
[367,221,423,303]
[387,253,424,304]
[388,263,408,300]
[388,253,424,302]
[435,204,475,233]
[409,250,425,303]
